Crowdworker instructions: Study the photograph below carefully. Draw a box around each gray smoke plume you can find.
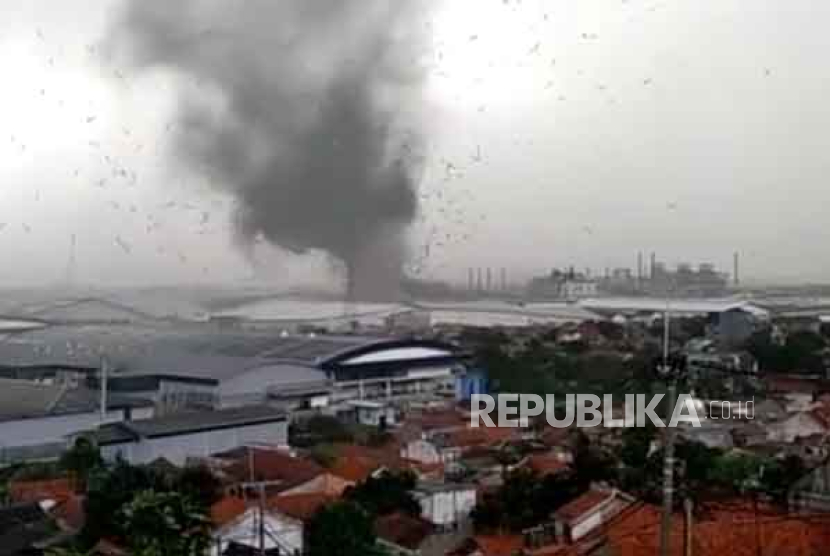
[110,0,429,300]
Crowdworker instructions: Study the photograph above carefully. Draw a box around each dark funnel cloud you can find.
[110,0,430,300]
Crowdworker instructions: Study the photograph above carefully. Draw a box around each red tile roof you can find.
[222,447,324,489]
[524,453,570,476]
[375,512,434,551]
[583,500,830,556]
[554,489,613,523]
[210,496,248,528]
[471,535,524,556]
[269,492,337,522]
[325,444,400,482]
[9,477,76,503]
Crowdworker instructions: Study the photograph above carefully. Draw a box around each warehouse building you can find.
[0,324,468,413]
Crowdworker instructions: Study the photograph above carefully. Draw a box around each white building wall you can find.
[401,439,442,465]
[418,488,476,526]
[0,409,129,450]
[212,509,303,555]
[103,420,288,466]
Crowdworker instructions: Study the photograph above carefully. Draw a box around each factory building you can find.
[0,324,468,415]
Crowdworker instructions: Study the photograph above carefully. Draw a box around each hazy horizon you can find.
[3,0,830,289]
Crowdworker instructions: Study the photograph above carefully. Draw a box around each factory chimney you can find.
[467,268,474,292]
[637,252,644,289]
[500,267,507,291]
[650,252,657,279]
[486,267,493,292]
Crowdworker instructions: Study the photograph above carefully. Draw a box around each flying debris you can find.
[115,236,131,253]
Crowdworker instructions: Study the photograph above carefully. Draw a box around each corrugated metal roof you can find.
[90,405,287,445]
[0,378,152,422]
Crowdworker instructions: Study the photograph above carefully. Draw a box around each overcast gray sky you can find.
[2,0,830,288]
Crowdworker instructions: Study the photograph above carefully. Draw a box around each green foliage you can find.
[344,470,420,517]
[619,424,656,469]
[81,459,167,545]
[636,439,800,506]
[306,501,386,556]
[570,431,616,487]
[471,468,582,532]
[171,464,222,510]
[758,454,807,504]
[746,329,826,374]
[351,424,394,448]
[120,490,210,556]
[59,438,102,486]
[290,414,354,448]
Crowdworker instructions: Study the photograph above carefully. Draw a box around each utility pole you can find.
[658,287,688,556]
[99,356,109,423]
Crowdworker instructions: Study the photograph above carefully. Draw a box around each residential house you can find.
[209,492,337,556]
[209,495,305,556]
[552,487,635,542]
[401,427,517,469]
[521,452,571,477]
[413,481,477,529]
[87,406,288,466]
[789,458,830,512]
[581,500,830,555]
[764,375,830,412]
[0,378,153,464]
[375,512,436,556]
[7,477,85,534]
[767,409,829,443]
[340,399,396,427]
[212,446,326,497]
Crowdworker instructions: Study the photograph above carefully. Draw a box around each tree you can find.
[344,470,420,517]
[760,454,807,504]
[619,424,655,469]
[171,465,222,511]
[59,438,102,488]
[471,468,582,533]
[82,459,165,545]
[290,414,354,448]
[570,430,615,487]
[120,490,210,556]
[306,501,386,556]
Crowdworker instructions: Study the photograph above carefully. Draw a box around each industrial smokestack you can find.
[109,1,430,301]
[500,267,507,291]
[637,252,644,288]
[468,268,474,292]
[486,268,492,292]
[476,268,483,292]
[650,252,657,279]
